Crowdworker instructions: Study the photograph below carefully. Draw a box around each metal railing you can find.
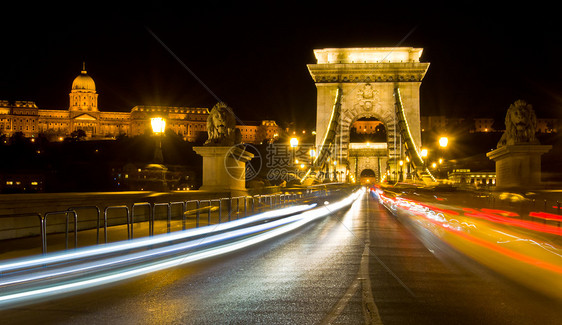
[0,192,307,256]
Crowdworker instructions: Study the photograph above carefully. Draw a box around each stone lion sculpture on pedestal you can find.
[497,99,539,148]
[204,102,242,146]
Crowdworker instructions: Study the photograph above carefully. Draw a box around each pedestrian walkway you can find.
[0,216,230,261]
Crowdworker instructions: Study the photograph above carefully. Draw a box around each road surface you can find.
[1,191,561,324]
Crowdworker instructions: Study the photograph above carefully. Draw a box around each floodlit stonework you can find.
[308,47,429,182]
[487,100,551,188]
[0,66,281,144]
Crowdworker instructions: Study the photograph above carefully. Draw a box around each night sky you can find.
[1,4,560,131]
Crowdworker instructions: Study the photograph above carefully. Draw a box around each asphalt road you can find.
[1,192,561,324]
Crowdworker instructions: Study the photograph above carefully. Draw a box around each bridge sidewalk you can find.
[0,219,207,262]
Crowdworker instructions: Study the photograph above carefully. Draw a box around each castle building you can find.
[351,120,384,134]
[0,66,281,144]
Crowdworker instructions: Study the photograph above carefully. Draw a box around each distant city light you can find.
[439,137,448,148]
[290,137,299,148]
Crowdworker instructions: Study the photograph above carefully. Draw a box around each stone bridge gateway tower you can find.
[307,48,430,182]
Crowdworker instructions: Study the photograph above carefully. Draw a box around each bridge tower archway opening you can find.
[348,114,389,184]
[359,168,377,185]
[350,117,387,143]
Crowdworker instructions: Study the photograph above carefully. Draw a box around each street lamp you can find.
[151,117,166,134]
[290,137,299,167]
[309,148,316,167]
[151,117,166,164]
[438,137,449,179]
[147,117,167,191]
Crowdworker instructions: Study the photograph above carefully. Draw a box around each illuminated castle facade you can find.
[0,66,281,144]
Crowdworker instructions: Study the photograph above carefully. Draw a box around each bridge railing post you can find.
[152,202,171,235]
[104,205,130,242]
[131,202,151,239]
[170,201,186,231]
[43,210,78,253]
[67,206,101,244]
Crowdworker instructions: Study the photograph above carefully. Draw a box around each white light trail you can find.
[0,190,362,307]
[0,204,315,273]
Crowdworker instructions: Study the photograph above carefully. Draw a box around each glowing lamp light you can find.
[290,137,299,148]
[421,148,428,158]
[151,117,166,134]
[309,149,316,158]
[439,137,449,148]
[432,162,437,168]
[399,160,404,166]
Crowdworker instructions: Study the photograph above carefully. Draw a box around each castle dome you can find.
[71,65,95,91]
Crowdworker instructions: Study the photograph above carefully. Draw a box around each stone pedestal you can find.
[486,145,551,189]
[193,146,254,196]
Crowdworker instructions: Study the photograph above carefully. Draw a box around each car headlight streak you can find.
[0,204,316,273]
[0,190,363,307]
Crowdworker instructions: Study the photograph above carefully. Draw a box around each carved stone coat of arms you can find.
[355,84,380,112]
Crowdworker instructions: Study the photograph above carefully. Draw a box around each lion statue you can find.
[204,102,241,146]
[497,99,539,148]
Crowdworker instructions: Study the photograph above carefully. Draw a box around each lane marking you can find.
[320,194,384,325]
[320,277,361,325]
[363,196,383,324]
[361,244,383,325]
